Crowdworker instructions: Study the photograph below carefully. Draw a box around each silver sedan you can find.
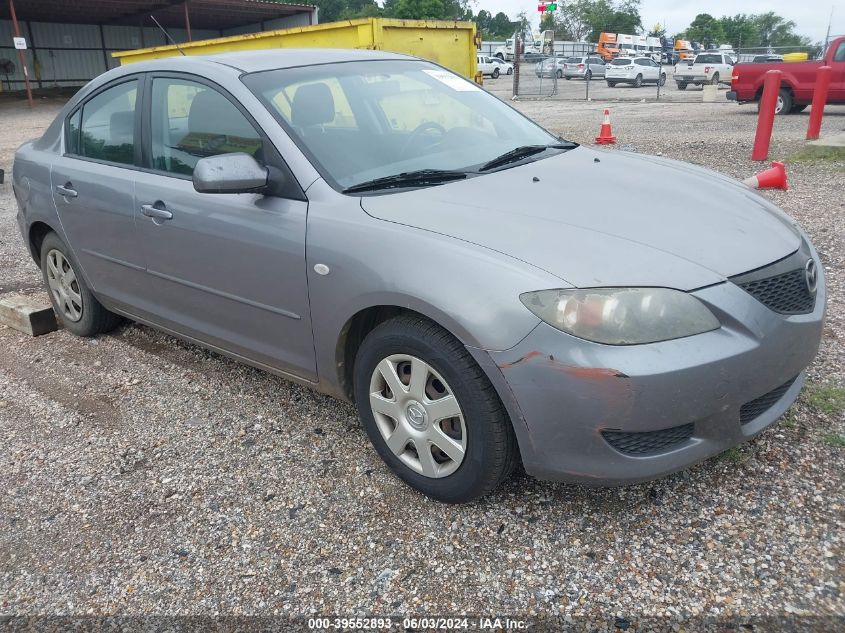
[13,50,824,502]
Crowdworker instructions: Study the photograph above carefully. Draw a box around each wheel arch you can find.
[334,303,476,402]
[27,220,57,266]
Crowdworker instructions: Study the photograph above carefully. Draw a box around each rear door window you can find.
[695,54,721,64]
[76,79,138,166]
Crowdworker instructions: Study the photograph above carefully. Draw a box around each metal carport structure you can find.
[0,0,317,104]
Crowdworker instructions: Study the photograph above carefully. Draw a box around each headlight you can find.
[519,288,720,345]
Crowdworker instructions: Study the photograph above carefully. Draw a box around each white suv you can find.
[606,56,666,87]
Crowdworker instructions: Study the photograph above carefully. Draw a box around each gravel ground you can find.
[0,93,843,631]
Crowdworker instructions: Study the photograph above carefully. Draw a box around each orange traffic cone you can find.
[595,109,616,145]
[743,161,788,191]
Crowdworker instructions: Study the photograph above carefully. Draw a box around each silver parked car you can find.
[535,57,565,78]
[562,55,606,80]
[13,50,824,503]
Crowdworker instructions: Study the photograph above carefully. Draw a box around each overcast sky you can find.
[480,0,840,44]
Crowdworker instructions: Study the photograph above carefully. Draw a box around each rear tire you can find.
[677,82,687,90]
[353,315,518,503]
[556,69,562,79]
[710,72,719,85]
[40,232,122,337]
[760,88,793,115]
[607,81,616,87]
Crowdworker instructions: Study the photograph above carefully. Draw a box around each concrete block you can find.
[0,293,58,336]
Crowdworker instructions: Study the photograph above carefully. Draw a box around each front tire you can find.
[353,315,517,503]
[506,67,512,75]
[40,232,122,337]
[634,74,643,88]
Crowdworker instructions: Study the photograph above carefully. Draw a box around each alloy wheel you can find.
[45,249,83,322]
[369,354,467,478]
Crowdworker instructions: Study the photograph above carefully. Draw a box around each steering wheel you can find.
[399,121,447,159]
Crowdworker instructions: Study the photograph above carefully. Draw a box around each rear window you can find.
[610,59,632,66]
[566,57,581,63]
[695,54,722,64]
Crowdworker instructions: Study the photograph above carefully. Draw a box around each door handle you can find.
[55,183,78,198]
[141,203,173,221]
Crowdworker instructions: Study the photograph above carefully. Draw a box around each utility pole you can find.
[8,0,33,107]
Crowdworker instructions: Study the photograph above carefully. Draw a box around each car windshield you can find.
[610,59,632,65]
[244,60,560,190]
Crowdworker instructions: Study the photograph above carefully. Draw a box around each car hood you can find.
[360,147,801,290]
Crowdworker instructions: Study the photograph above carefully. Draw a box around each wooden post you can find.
[8,0,33,107]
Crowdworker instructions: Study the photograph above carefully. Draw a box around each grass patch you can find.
[780,413,798,430]
[803,383,845,416]
[716,447,745,464]
[787,146,845,164]
[822,434,845,449]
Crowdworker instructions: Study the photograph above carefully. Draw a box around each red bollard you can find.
[752,70,782,161]
[806,66,832,140]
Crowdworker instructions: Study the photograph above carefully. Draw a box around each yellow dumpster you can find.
[782,52,809,62]
[113,18,480,82]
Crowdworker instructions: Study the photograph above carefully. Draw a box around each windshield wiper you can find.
[342,169,468,194]
[479,142,577,172]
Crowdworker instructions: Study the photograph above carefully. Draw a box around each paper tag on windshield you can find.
[422,69,481,92]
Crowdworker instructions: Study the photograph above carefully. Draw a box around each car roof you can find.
[201,48,412,72]
[115,48,414,77]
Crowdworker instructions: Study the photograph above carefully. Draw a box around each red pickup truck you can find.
[727,36,845,114]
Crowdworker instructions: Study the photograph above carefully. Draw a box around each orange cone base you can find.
[743,161,788,191]
[595,125,616,144]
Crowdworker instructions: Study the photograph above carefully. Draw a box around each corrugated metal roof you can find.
[0,0,316,31]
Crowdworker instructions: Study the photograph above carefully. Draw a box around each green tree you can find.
[718,14,758,48]
[575,0,642,42]
[386,0,462,20]
[647,22,665,38]
[686,13,725,47]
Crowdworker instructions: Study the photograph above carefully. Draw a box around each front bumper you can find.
[477,257,825,485]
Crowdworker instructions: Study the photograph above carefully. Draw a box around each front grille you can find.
[739,376,798,425]
[602,423,694,456]
[736,268,815,315]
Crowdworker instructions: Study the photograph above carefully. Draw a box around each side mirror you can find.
[193,152,269,194]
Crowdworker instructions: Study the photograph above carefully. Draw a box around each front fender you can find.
[304,180,561,396]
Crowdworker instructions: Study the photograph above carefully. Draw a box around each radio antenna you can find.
[150,15,186,56]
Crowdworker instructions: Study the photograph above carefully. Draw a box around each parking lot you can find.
[484,63,730,102]
[1,93,843,629]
